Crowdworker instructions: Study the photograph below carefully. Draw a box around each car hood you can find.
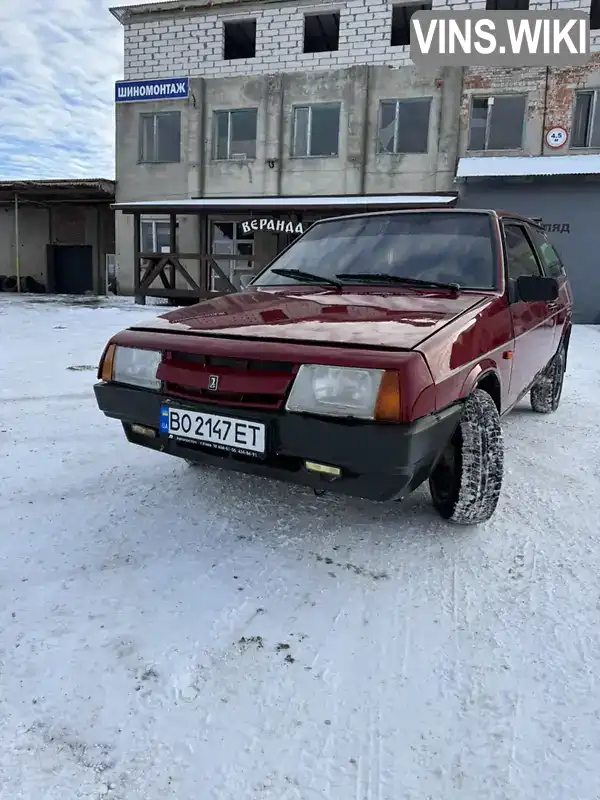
[131,287,491,350]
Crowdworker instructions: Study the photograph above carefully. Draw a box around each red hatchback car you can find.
[95,209,572,525]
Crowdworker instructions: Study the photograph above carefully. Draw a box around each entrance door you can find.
[52,245,94,294]
[502,221,556,405]
[210,222,255,291]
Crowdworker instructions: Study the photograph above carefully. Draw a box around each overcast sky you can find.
[0,0,142,180]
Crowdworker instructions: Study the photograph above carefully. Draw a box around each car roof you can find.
[310,207,544,228]
[494,209,543,226]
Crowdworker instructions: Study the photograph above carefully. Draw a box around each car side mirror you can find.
[239,274,254,290]
[516,275,559,303]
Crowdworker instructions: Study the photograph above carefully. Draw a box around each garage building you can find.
[0,180,116,295]
[456,156,600,325]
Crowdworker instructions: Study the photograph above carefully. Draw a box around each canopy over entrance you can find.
[111,193,459,305]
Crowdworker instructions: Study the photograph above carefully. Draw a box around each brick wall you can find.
[123,0,600,80]
[123,0,423,79]
[461,0,600,158]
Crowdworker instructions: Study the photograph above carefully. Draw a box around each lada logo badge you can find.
[208,375,219,391]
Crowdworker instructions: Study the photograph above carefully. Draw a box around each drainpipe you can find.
[14,194,21,292]
[360,65,371,196]
[540,0,552,154]
[276,77,285,197]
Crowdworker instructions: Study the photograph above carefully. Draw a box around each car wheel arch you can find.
[460,364,502,413]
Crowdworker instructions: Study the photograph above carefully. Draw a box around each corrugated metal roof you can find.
[0,178,114,191]
[113,194,458,212]
[457,155,600,179]
[0,179,115,204]
[110,0,270,24]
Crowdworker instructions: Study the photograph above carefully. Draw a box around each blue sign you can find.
[115,77,189,103]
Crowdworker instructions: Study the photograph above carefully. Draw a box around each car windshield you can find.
[252,212,497,290]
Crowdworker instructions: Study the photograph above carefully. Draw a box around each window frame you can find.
[591,0,600,29]
[302,10,341,54]
[138,111,181,164]
[209,219,256,291]
[211,108,259,161]
[376,97,432,154]
[390,2,432,47]
[571,90,600,149]
[222,18,257,61]
[467,94,527,152]
[140,216,176,254]
[485,0,529,9]
[291,102,341,158]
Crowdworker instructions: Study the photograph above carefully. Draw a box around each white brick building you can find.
[117,0,600,81]
[110,0,600,322]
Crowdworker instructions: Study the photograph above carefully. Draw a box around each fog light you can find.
[131,424,157,438]
[305,461,342,478]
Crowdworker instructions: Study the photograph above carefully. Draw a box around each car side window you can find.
[503,224,543,282]
[527,227,566,279]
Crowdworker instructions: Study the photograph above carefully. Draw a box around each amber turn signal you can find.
[99,343,116,382]
[374,371,402,422]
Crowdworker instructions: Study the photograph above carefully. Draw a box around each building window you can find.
[213,109,258,160]
[139,112,181,163]
[223,19,257,60]
[591,0,600,29]
[292,104,341,157]
[572,91,600,148]
[377,98,431,154]
[391,3,431,47]
[303,11,340,53]
[140,218,176,253]
[211,221,255,291]
[486,0,529,9]
[467,95,526,150]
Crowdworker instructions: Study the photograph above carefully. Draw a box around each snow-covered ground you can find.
[1,295,599,800]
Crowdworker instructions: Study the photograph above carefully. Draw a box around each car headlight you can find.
[112,346,162,390]
[285,364,389,420]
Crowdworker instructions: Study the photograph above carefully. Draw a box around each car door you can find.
[526,224,572,354]
[502,221,556,405]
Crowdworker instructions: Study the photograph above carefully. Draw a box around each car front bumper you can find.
[94,382,462,503]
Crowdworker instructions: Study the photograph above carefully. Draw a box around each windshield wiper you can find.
[336,273,461,291]
[271,268,343,290]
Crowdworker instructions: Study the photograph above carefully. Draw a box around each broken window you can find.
[139,112,181,163]
[303,11,340,53]
[213,108,258,160]
[223,18,257,60]
[292,104,341,157]
[486,0,529,9]
[572,91,600,148]
[377,98,432,154]
[211,222,255,292]
[391,2,431,47]
[467,95,526,151]
[591,0,600,29]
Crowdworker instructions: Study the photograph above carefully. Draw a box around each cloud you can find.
[0,0,139,180]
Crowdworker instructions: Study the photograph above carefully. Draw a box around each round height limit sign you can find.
[546,126,568,148]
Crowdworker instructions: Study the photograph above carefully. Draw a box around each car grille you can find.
[157,351,298,411]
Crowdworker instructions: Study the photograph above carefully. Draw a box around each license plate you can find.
[159,405,266,456]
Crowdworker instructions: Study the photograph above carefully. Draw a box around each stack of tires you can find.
[0,275,46,293]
